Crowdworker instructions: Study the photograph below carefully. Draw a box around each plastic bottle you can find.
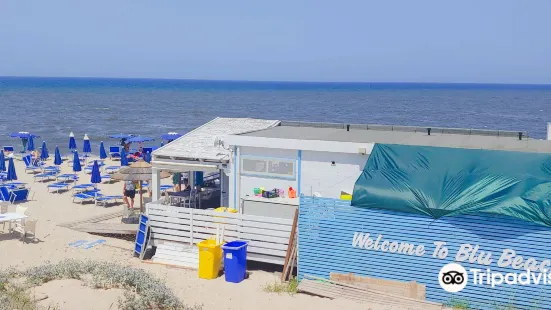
[288,186,296,198]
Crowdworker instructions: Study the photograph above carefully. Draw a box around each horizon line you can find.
[2,75,551,87]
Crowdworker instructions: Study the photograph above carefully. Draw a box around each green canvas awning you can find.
[351,144,551,227]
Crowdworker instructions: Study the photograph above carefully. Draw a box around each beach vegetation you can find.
[444,297,471,309]
[0,259,202,310]
[263,277,299,295]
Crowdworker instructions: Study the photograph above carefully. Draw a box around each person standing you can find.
[123,180,136,209]
[172,172,182,192]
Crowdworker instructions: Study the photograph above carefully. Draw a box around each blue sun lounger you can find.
[72,192,95,204]
[23,155,43,173]
[33,172,58,182]
[104,166,120,174]
[56,174,78,182]
[47,182,71,193]
[109,146,121,160]
[0,186,29,203]
[66,156,85,166]
[72,189,100,204]
[3,182,27,190]
[87,159,105,165]
[43,166,60,172]
[3,146,14,154]
[95,194,124,207]
[72,183,95,193]
[0,186,16,203]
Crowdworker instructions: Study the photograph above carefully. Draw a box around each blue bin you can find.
[221,241,248,283]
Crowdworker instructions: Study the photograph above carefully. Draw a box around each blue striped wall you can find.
[298,197,551,310]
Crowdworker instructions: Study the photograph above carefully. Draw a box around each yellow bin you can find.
[214,207,238,213]
[198,239,223,279]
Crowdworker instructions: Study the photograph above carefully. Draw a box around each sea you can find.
[0,76,550,153]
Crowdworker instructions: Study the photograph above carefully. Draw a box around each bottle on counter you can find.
[288,186,297,198]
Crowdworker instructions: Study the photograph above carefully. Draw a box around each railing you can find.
[147,202,293,265]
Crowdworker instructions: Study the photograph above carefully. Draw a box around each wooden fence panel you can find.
[148,203,293,265]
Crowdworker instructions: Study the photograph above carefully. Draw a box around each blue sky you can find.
[1,0,550,83]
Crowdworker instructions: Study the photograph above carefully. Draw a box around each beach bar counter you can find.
[146,118,296,266]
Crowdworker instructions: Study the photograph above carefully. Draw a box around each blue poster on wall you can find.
[298,197,551,310]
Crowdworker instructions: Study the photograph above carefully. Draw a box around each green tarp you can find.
[351,144,551,227]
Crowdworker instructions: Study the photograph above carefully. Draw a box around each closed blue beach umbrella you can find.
[120,148,129,166]
[6,157,17,181]
[27,135,35,152]
[0,151,5,172]
[145,152,151,163]
[40,141,49,160]
[69,132,77,150]
[83,134,92,153]
[54,146,62,166]
[72,151,82,173]
[90,160,101,186]
[99,141,107,160]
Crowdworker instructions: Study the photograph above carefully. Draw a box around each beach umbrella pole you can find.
[140,180,143,213]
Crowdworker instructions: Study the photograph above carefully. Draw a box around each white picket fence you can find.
[147,203,294,265]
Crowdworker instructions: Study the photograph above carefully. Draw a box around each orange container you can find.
[288,187,297,198]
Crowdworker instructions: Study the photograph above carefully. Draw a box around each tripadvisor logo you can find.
[439,263,468,293]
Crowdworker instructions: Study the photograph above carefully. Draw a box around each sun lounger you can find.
[42,166,60,173]
[0,186,16,203]
[0,186,29,203]
[3,182,26,190]
[101,175,111,183]
[3,146,14,154]
[87,159,105,165]
[11,188,29,202]
[95,194,124,207]
[66,156,85,166]
[56,174,78,182]
[22,155,43,173]
[104,166,120,174]
[47,182,70,193]
[72,189,100,204]
[33,172,57,183]
[160,185,173,192]
[109,146,121,160]
[72,192,96,204]
[72,183,95,193]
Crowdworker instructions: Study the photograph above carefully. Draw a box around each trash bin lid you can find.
[222,240,248,250]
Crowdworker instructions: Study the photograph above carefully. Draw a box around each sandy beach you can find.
[0,156,406,310]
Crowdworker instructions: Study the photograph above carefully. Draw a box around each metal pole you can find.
[140,180,143,213]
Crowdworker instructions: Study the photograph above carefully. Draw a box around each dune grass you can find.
[263,277,299,295]
[0,259,202,310]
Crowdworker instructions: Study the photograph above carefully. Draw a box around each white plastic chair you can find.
[6,206,28,231]
[13,219,37,242]
[0,203,7,230]
[0,202,7,214]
